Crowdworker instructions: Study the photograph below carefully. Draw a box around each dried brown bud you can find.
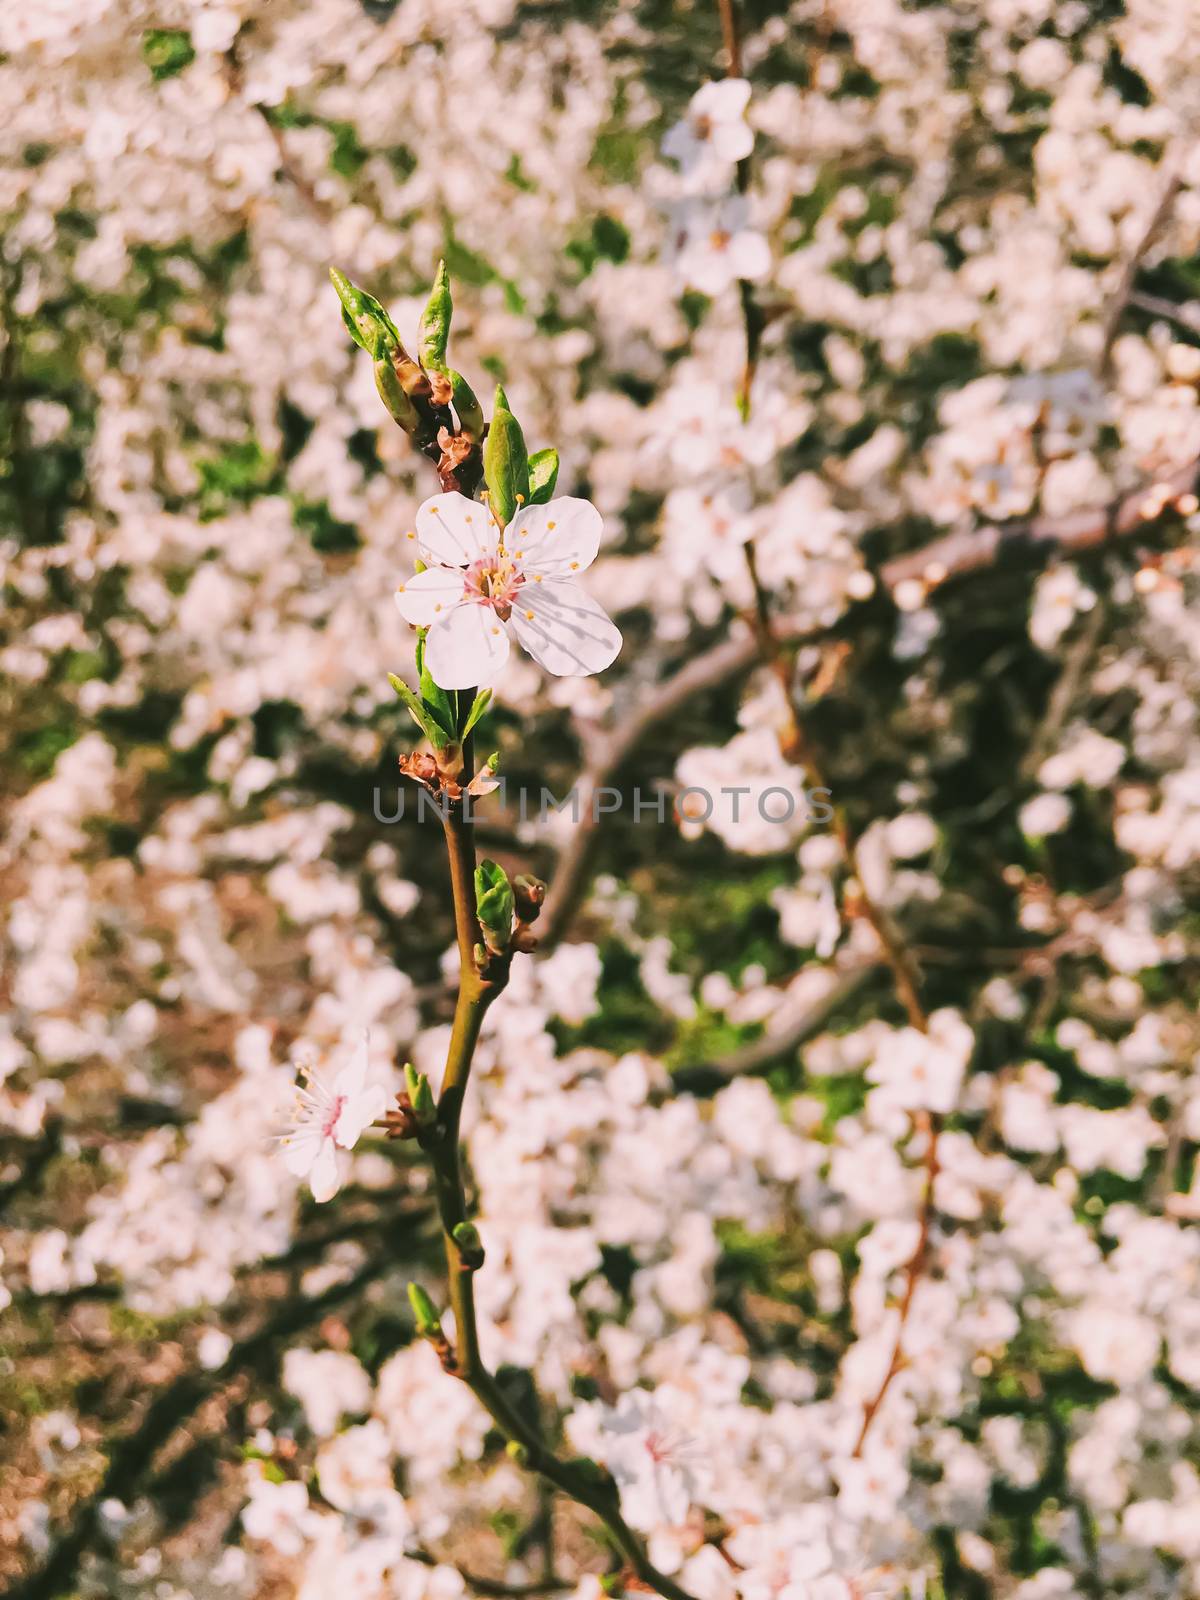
[512,874,546,923]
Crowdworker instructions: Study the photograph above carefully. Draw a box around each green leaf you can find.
[388,672,444,747]
[448,370,484,440]
[328,268,400,359]
[483,388,529,529]
[527,448,559,505]
[460,687,492,741]
[418,259,452,372]
[415,632,458,741]
[374,358,420,431]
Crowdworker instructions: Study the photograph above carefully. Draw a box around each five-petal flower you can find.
[278,1036,387,1202]
[395,491,622,690]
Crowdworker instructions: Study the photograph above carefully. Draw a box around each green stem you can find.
[428,795,698,1600]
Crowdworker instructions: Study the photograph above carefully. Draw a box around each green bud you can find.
[374,358,420,431]
[452,1220,485,1269]
[329,267,400,360]
[418,259,452,373]
[527,448,559,505]
[448,370,484,440]
[407,1281,443,1337]
[474,857,515,951]
[403,1062,437,1127]
[483,387,529,530]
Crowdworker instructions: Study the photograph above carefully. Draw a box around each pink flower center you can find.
[463,556,525,621]
[322,1093,346,1139]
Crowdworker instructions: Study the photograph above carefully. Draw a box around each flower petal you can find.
[308,1138,341,1202]
[281,1127,322,1177]
[511,580,622,677]
[693,77,751,120]
[395,566,466,626]
[424,603,511,690]
[508,497,604,578]
[333,1034,370,1094]
[711,122,754,163]
[335,1083,388,1150]
[415,491,497,567]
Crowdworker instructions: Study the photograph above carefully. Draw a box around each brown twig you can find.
[1098,163,1182,374]
[739,539,940,1457]
[537,619,825,947]
[672,960,882,1090]
[713,0,762,415]
[880,451,1200,596]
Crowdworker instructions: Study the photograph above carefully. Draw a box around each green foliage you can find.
[526,447,559,504]
[141,29,196,81]
[483,387,529,528]
[566,214,631,277]
[418,259,452,372]
[196,440,280,519]
[293,498,360,553]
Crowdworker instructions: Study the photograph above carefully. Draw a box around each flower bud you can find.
[474,858,515,953]
[404,1062,437,1127]
[512,874,546,924]
[452,1220,485,1269]
[407,1281,443,1337]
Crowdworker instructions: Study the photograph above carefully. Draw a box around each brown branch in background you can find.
[880,451,1200,596]
[673,960,882,1090]
[714,0,763,415]
[538,616,826,948]
[1098,162,1182,375]
[740,537,939,1456]
[539,445,1199,951]
[1128,289,1200,335]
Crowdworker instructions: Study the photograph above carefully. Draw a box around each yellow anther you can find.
[406,530,416,540]
[491,626,500,635]
[525,609,535,619]
[434,603,442,612]
[515,492,525,505]
[547,521,556,531]
[570,561,579,570]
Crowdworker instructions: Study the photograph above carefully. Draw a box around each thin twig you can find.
[1099,163,1182,373]
[880,450,1200,595]
[672,960,882,1091]
[714,0,762,415]
[738,538,939,1457]
[423,773,698,1600]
